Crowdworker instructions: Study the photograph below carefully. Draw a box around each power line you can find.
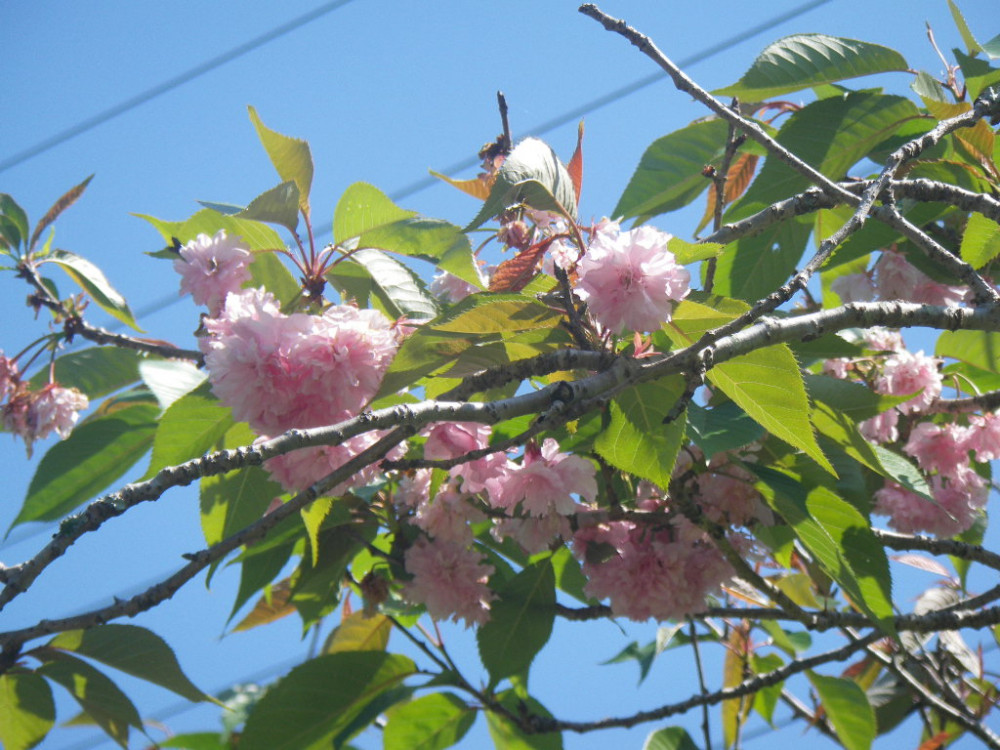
[0,0,360,175]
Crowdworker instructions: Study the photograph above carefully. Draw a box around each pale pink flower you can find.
[875,250,966,306]
[174,230,253,314]
[489,438,597,516]
[402,537,495,626]
[412,483,486,545]
[822,358,852,379]
[874,468,987,537]
[201,289,399,435]
[969,412,1000,462]
[263,432,404,495]
[858,409,899,444]
[492,514,572,555]
[575,225,690,333]
[695,463,762,527]
[904,422,971,476]
[541,238,578,276]
[875,350,942,415]
[429,272,479,303]
[864,328,904,352]
[395,469,432,510]
[461,451,515,500]
[573,512,732,621]
[4,384,89,457]
[831,272,875,303]
[424,422,491,461]
[0,353,18,402]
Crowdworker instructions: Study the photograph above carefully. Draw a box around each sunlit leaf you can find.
[595,376,686,487]
[137,208,284,252]
[430,170,492,201]
[49,625,207,702]
[710,219,811,302]
[27,347,143,399]
[0,193,30,250]
[324,612,391,654]
[808,672,876,750]
[477,558,555,685]
[643,726,700,750]
[233,579,295,632]
[13,401,159,526]
[144,383,233,479]
[0,671,54,750]
[42,249,140,331]
[236,181,301,232]
[466,138,577,231]
[715,34,908,101]
[139,358,207,411]
[936,329,1000,374]
[486,690,562,750]
[248,105,313,212]
[34,648,142,748]
[360,217,483,288]
[961,212,1000,269]
[334,182,416,244]
[239,652,416,750]
[349,248,438,320]
[383,692,475,750]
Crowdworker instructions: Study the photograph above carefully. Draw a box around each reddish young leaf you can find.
[30,175,94,251]
[567,120,585,207]
[430,170,493,201]
[488,240,551,293]
[696,152,759,234]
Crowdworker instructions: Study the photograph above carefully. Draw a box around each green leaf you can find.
[200,423,282,547]
[954,48,1000,99]
[334,182,416,244]
[27,347,143,399]
[603,640,658,685]
[145,383,233,479]
[808,672,876,750]
[360,217,483,288]
[643,726,700,750]
[239,652,416,750]
[731,93,921,218]
[292,522,374,627]
[248,106,313,212]
[753,467,894,633]
[666,297,833,474]
[35,648,143,748]
[325,612,391,654]
[949,0,981,57]
[13,401,159,526]
[937,329,1000,373]
[486,691,562,750]
[383,692,475,750]
[614,119,730,222]
[159,733,227,750]
[348,248,438,320]
[668,237,725,265]
[236,181,301,232]
[710,218,811,302]
[466,138,577,231]
[48,625,207,702]
[911,71,949,103]
[751,653,785,725]
[477,558,555,685]
[961,212,1000,269]
[686,401,764,458]
[42,249,140,331]
[0,193,30,249]
[759,619,811,655]
[139,358,208,410]
[595,376,686,487]
[137,208,284,252]
[0,671,54,750]
[230,545,297,624]
[714,34,908,101]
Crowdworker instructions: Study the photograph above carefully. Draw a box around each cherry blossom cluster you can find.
[173,230,254,315]
[0,352,88,458]
[825,327,994,537]
[831,247,967,307]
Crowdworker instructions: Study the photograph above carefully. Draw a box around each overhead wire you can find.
[0,0,361,175]
[8,1,845,746]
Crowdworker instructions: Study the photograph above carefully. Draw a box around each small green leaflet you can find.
[40,249,140,331]
[807,672,876,750]
[247,105,313,213]
[383,692,475,750]
[0,671,55,750]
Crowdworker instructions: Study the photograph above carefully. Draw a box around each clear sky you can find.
[2,2,998,748]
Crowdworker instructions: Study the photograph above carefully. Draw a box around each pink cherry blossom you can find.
[575,225,690,333]
[864,328,904,352]
[874,467,987,537]
[4,384,89,457]
[174,230,253,314]
[424,422,491,461]
[263,431,404,495]
[858,409,899,444]
[903,422,971,476]
[488,438,597,516]
[874,350,942,415]
[401,537,495,627]
[968,412,1000,462]
[201,289,399,436]
[573,512,732,621]
[830,272,875,303]
[412,483,486,545]
[429,271,479,303]
[492,514,572,555]
[695,463,763,527]
[875,249,966,306]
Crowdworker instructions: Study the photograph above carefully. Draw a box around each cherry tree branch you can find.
[63,316,204,365]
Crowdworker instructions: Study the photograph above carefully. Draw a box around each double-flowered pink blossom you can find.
[488,438,597,516]
[573,499,732,621]
[201,289,399,436]
[575,225,690,333]
[174,230,253,315]
[874,350,942,415]
[904,422,972,477]
[402,537,495,627]
[4,384,89,458]
[875,249,966,307]
[874,467,987,537]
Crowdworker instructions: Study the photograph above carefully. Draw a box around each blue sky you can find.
[2,2,998,748]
